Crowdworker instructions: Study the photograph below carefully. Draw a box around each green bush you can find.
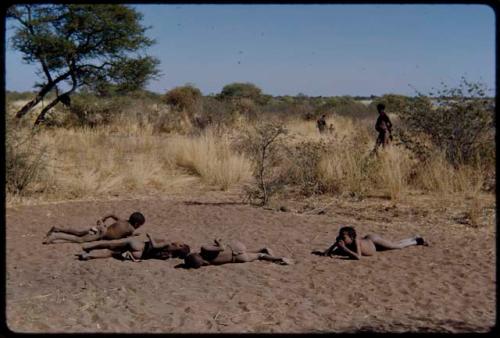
[401,79,494,167]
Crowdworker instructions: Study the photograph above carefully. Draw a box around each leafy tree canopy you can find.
[7,4,160,125]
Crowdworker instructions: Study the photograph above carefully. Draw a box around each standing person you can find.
[317,114,327,134]
[43,212,146,244]
[375,103,393,149]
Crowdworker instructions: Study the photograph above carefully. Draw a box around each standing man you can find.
[375,103,393,148]
[317,114,327,134]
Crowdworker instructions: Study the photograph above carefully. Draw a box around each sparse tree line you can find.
[6,4,495,209]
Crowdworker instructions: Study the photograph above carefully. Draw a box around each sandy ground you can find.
[5,191,496,333]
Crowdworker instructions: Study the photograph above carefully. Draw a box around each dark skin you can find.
[43,214,143,244]
[193,239,293,266]
[77,233,188,261]
[313,231,372,260]
[375,108,393,148]
[313,231,427,260]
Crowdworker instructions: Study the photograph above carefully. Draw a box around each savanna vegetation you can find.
[6,5,495,229]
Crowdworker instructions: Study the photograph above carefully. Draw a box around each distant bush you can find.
[163,85,203,115]
[401,79,494,167]
[6,90,37,102]
[6,121,50,195]
[219,82,263,102]
[371,94,411,114]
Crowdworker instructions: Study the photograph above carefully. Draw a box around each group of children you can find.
[43,211,428,269]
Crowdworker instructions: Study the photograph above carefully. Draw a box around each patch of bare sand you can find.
[6,193,495,333]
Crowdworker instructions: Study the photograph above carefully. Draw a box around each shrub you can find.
[6,123,50,195]
[284,140,330,196]
[238,122,288,205]
[163,84,203,115]
[401,78,494,167]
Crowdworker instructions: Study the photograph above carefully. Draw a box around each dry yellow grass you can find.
[168,129,252,190]
[5,105,490,209]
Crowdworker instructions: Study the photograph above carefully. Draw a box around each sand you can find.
[5,193,496,333]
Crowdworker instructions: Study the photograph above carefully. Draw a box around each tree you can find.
[219,82,262,101]
[7,4,160,125]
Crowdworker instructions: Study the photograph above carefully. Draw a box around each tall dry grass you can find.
[168,130,252,190]
[6,115,252,205]
[6,102,490,208]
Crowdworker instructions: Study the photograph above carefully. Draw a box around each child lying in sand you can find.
[43,212,145,244]
[76,233,190,261]
[312,226,428,260]
[182,239,293,269]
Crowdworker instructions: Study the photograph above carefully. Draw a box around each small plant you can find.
[239,122,288,206]
[284,140,330,196]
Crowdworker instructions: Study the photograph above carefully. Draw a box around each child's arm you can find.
[101,214,120,223]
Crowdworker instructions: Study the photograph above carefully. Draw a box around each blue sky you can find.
[4,4,496,96]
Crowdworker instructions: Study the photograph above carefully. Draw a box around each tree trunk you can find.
[15,83,54,118]
[15,70,73,119]
[33,89,76,126]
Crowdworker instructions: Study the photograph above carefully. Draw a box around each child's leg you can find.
[77,249,115,260]
[43,232,101,244]
[365,234,422,251]
[237,252,292,265]
[46,226,89,237]
[248,247,275,256]
[82,238,132,252]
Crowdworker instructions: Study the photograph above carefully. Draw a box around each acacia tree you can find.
[7,4,160,125]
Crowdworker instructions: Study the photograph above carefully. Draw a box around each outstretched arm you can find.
[338,239,361,260]
[325,242,339,256]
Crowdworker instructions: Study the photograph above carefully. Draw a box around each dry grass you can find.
[168,129,252,190]
[5,103,491,212]
[6,115,251,205]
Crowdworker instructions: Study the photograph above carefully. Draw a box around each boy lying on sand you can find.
[312,226,428,260]
[43,212,145,244]
[181,239,293,269]
[76,233,190,261]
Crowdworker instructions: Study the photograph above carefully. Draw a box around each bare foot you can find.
[260,247,275,256]
[76,252,90,261]
[82,243,92,252]
[45,226,56,237]
[42,235,53,244]
[279,257,294,265]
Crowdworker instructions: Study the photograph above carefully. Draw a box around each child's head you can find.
[377,103,385,113]
[128,212,146,228]
[337,226,357,245]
